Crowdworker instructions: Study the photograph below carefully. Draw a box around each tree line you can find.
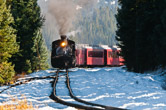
[116,0,166,73]
[71,6,118,46]
[0,0,48,84]
[41,5,119,64]
[1,0,165,85]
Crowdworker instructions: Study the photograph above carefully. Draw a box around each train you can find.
[51,35,76,69]
[51,36,124,69]
[76,44,124,67]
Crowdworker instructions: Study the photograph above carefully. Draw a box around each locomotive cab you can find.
[51,35,76,69]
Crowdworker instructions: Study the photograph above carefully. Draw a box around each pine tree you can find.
[116,0,136,71]
[143,0,166,70]
[31,30,49,71]
[159,1,166,68]
[135,1,157,71]
[116,0,166,72]
[0,0,3,4]
[10,0,48,73]
[74,6,117,46]
[0,1,19,84]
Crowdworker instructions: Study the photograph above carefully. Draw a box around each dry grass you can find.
[0,95,37,110]
[8,72,26,85]
[14,72,26,80]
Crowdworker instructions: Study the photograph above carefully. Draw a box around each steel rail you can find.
[50,69,127,110]
[50,70,104,110]
[0,73,66,94]
[66,70,126,110]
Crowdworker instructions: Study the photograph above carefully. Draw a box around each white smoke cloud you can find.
[38,0,97,39]
[48,0,97,35]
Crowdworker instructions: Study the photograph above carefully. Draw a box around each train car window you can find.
[88,51,103,58]
[108,51,119,58]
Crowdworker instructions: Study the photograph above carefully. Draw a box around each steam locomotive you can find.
[51,35,76,69]
[51,35,124,69]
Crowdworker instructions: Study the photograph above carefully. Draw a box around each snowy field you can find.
[0,67,166,110]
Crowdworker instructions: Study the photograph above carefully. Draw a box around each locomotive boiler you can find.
[51,35,76,69]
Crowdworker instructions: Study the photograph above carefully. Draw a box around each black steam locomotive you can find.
[51,35,76,69]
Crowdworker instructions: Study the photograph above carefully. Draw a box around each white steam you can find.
[38,0,97,39]
[48,0,97,35]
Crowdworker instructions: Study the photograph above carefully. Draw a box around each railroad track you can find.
[0,69,127,110]
[50,69,126,110]
[0,73,66,94]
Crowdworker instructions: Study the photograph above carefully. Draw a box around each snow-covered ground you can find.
[0,67,166,110]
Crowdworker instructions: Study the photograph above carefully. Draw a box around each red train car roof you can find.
[76,44,121,50]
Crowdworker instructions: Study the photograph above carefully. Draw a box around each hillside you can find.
[38,0,119,50]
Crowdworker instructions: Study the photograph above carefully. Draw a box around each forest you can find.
[0,0,48,84]
[116,0,166,73]
[71,6,118,46]
[0,0,166,84]
[40,2,119,50]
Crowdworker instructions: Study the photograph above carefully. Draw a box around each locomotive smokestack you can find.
[60,35,67,40]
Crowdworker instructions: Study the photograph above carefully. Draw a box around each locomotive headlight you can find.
[60,41,67,47]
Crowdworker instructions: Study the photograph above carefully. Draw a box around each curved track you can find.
[50,70,126,110]
[0,73,66,94]
[0,69,127,110]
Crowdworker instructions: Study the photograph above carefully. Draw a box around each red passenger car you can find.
[86,48,104,66]
[106,48,122,66]
[75,44,124,67]
[119,56,124,66]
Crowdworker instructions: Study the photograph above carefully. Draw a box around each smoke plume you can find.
[48,0,97,36]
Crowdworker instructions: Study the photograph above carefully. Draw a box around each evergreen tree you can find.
[116,0,166,72]
[0,1,19,84]
[10,0,48,73]
[158,1,166,68]
[116,0,136,71]
[31,30,49,71]
[72,6,117,46]
[0,0,3,4]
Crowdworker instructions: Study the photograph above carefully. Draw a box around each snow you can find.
[0,67,166,110]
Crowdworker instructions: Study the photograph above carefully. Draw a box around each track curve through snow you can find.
[0,67,166,110]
